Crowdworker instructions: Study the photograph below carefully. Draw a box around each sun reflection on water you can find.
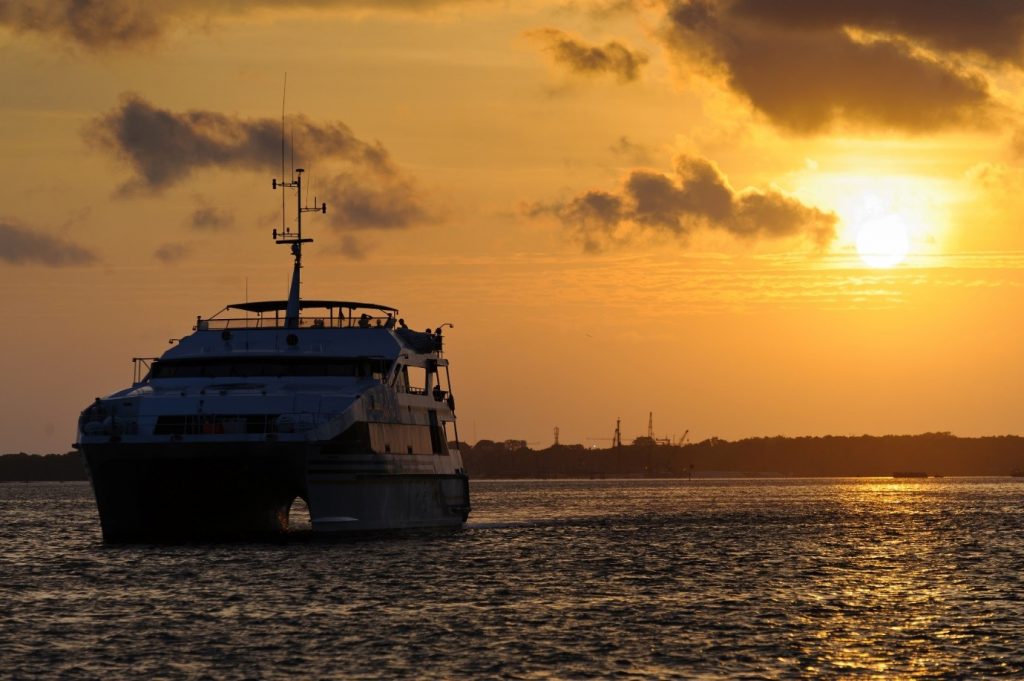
[5,479,1024,678]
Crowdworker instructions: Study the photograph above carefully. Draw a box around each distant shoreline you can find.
[4,434,1023,481]
[0,452,89,482]
[463,433,1024,479]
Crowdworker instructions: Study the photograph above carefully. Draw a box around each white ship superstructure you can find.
[76,167,469,541]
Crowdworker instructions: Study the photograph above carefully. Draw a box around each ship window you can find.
[406,366,427,395]
[150,357,391,379]
[154,414,280,435]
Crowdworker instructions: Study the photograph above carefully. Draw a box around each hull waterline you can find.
[82,442,470,542]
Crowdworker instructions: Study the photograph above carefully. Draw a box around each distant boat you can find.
[892,471,928,478]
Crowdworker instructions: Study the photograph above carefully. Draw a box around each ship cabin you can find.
[135,299,453,402]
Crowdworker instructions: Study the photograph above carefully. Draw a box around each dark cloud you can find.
[327,173,430,231]
[527,190,624,253]
[190,206,234,231]
[662,0,996,133]
[153,242,191,264]
[89,94,431,230]
[0,1,467,50]
[727,0,1024,66]
[0,221,97,266]
[0,0,163,50]
[89,94,393,194]
[531,154,836,251]
[528,28,649,82]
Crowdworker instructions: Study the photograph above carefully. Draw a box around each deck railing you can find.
[196,315,395,331]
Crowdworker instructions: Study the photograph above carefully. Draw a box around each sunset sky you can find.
[2,0,1023,453]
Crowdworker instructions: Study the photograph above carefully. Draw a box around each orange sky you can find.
[2,1,1023,452]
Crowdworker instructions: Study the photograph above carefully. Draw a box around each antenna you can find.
[281,73,287,235]
[272,167,328,326]
[271,84,328,326]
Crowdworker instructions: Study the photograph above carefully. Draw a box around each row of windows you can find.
[150,357,392,379]
[154,414,277,435]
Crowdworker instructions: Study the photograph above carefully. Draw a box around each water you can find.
[3,478,1024,678]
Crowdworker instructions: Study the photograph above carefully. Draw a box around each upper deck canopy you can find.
[226,300,398,315]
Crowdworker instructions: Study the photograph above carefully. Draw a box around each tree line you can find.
[461,433,1024,478]
[4,433,1024,481]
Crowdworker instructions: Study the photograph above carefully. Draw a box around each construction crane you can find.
[589,413,618,446]
[635,412,662,446]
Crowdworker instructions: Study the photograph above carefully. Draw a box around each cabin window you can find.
[405,366,427,395]
[150,357,391,379]
[154,414,279,435]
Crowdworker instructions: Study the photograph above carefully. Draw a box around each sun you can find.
[855,213,910,268]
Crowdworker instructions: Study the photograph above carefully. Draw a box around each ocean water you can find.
[2,478,1024,678]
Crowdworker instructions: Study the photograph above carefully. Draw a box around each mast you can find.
[272,168,326,327]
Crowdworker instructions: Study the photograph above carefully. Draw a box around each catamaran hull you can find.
[80,442,469,542]
[307,475,470,532]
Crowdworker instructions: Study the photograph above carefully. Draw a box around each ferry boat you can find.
[75,168,470,542]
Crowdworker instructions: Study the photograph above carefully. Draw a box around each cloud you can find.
[0,0,164,50]
[528,27,649,82]
[327,172,430,230]
[153,242,191,264]
[661,0,996,133]
[89,94,393,194]
[725,0,1024,66]
[530,154,836,252]
[0,1,469,51]
[190,206,234,231]
[89,94,431,231]
[0,221,97,266]
[339,234,368,260]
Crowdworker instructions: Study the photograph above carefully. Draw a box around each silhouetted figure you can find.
[358,313,370,328]
[398,318,408,329]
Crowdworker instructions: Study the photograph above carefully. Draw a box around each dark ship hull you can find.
[82,441,469,543]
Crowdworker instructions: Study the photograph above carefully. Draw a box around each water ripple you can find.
[2,478,1024,678]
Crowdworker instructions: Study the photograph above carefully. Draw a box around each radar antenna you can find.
[271,81,327,327]
[272,167,327,327]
